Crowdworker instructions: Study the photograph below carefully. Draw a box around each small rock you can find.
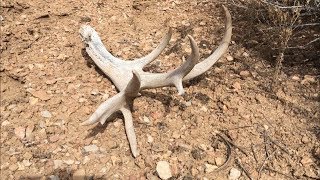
[200,106,208,112]
[214,67,223,73]
[73,169,86,180]
[31,90,51,101]
[300,156,313,165]
[185,101,192,107]
[46,79,57,85]
[0,15,3,21]
[226,55,234,61]
[25,124,34,140]
[23,152,33,160]
[305,168,318,179]
[83,144,99,153]
[91,89,99,95]
[233,82,241,91]
[17,162,25,170]
[301,75,316,85]
[64,159,74,165]
[53,160,63,169]
[301,136,310,143]
[1,120,10,126]
[229,168,241,180]
[14,126,26,139]
[263,124,269,130]
[1,162,10,170]
[292,75,300,81]
[41,110,52,118]
[57,54,68,61]
[102,93,109,100]
[182,20,190,26]
[143,116,150,123]
[215,157,225,166]
[172,131,180,139]
[29,97,38,105]
[205,163,218,173]
[199,21,206,26]
[240,70,250,78]
[49,175,60,180]
[83,156,90,164]
[49,134,60,143]
[22,160,32,167]
[9,164,18,171]
[156,161,172,180]
[242,52,249,57]
[147,134,154,143]
[78,98,87,103]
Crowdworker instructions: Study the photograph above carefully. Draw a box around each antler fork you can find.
[79,6,232,157]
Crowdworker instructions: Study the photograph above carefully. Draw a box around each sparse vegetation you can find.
[229,0,319,84]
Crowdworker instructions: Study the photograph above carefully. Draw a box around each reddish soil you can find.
[1,0,319,179]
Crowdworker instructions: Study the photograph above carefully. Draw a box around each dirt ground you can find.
[0,0,319,179]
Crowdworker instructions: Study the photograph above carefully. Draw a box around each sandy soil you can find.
[0,0,319,179]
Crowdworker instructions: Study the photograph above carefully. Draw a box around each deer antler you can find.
[79,6,232,157]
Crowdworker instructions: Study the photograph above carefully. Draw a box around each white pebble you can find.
[156,161,172,180]
[229,168,241,180]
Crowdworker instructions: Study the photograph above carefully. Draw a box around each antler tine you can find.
[183,5,232,81]
[139,35,200,95]
[121,106,139,157]
[80,71,141,126]
[128,28,173,69]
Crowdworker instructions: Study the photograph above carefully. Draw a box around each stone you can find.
[147,134,154,143]
[29,97,38,105]
[300,156,313,165]
[143,116,150,123]
[41,110,52,118]
[215,157,225,166]
[301,75,316,85]
[49,135,60,143]
[156,161,172,180]
[9,164,18,171]
[301,136,310,143]
[31,90,51,101]
[242,52,249,57]
[1,120,10,126]
[83,144,99,153]
[25,124,34,140]
[83,156,90,164]
[17,162,25,170]
[239,70,250,78]
[53,160,63,169]
[23,152,33,160]
[226,55,234,61]
[49,175,60,180]
[229,168,241,180]
[46,79,57,85]
[14,126,26,139]
[292,75,300,81]
[22,160,32,167]
[205,163,218,173]
[233,82,241,91]
[64,159,74,165]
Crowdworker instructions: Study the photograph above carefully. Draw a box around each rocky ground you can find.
[0,0,319,179]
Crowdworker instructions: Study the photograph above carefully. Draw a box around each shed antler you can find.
[79,6,232,157]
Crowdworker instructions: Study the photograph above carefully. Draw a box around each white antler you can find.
[79,6,232,157]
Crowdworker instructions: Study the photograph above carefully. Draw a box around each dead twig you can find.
[264,167,296,179]
[251,144,258,164]
[212,133,233,172]
[235,158,253,180]
[258,149,277,179]
[218,132,249,156]
[264,131,291,155]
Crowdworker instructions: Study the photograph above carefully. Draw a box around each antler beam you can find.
[79,6,232,157]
